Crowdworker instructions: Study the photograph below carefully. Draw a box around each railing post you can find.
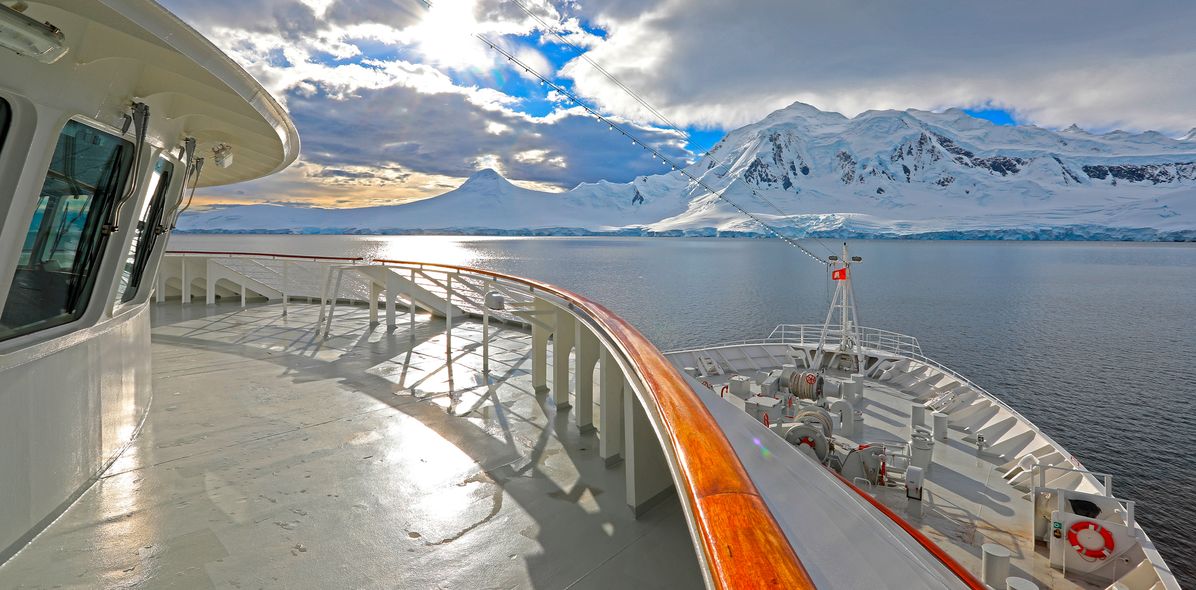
[574,322,599,433]
[409,268,416,336]
[531,298,552,394]
[624,382,673,516]
[552,308,575,409]
[445,274,453,357]
[281,261,288,316]
[369,280,380,325]
[599,346,624,465]
[180,258,188,306]
[205,260,217,305]
[317,264,332,323]
[385,271,397,329]
[156,260,167,303]
[324,267,344,336]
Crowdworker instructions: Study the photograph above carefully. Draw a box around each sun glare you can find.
[411,0,491,70]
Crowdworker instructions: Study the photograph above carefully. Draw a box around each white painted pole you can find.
[385,272,397,329]
[324,268,344,336]
[482,279,491,375]
[409,268,416,336]
[317,264,332,323]
[368,281,380,325]
[281,261,288,316]
[445,274,453,358]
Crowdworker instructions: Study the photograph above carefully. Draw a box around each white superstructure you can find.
[0,0,297,565]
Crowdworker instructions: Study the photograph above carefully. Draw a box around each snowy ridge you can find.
[179,102,1196,241]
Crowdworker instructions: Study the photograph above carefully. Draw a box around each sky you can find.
[158,0,1196,208]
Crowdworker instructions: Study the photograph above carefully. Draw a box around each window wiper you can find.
[103,101,149,235]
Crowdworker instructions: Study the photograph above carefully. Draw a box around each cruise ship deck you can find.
[0,301,701,588]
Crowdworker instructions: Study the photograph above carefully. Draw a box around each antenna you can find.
[813,243,864,373]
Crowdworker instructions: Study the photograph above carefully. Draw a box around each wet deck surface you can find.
[0,302,700,589]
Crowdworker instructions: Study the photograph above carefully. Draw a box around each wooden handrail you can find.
[167,249,813,588]
[162,250,986,589]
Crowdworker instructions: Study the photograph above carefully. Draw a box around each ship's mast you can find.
[813,243,864,373]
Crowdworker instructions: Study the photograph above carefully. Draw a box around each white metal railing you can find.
[672,324,922,357]
[766,324,923,357]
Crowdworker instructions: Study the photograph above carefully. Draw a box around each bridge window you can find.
[118,157,174,303]
[0,120,133,341]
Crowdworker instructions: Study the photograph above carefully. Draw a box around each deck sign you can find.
[831,268,847,280]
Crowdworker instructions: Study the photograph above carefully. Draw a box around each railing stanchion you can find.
[385,271,397,329]
[281,261,288,316]
[324,267,344,337]
[599,346,624,465]
[482,280,490,375]
[552,308,575,409]
[180,258,188,307]
[575,323,599,433]
[444,274,454,360]
[317,265,332,324]
[409,268,416,336]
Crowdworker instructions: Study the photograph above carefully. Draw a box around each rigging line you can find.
[735,136,838,257]
[413,0,832,264]
[476,35,828,265]
[505,0,684,135]
[509,0,836,258]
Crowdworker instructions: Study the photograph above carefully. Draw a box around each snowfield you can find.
[179,102,1196,241]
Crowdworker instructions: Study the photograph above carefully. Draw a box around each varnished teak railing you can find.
[164,251,987,589]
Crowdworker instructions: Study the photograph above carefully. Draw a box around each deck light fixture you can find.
[0,4,67,63]
[212,143,234,169]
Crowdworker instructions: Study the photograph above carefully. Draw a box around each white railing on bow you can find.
[765,324,923,357]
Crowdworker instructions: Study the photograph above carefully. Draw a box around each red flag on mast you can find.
[831,268,847,281]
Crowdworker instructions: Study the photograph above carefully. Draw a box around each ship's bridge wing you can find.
[6,0,299,186]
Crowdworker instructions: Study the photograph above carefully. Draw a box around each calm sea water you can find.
[174,235,1196,584]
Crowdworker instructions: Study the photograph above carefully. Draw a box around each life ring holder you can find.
[1067,520,1115,560]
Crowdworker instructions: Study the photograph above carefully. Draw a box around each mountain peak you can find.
[466,168,505,181]
[458,168,516,190]
[1062,124,1084,133]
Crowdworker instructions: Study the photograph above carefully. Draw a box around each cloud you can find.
[564,0,1196,133]
[166,0,1196,211]
[282,81,686,185]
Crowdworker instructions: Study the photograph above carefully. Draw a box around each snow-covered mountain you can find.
[179,102,1196,240]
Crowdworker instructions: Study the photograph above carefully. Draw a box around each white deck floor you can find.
[0,302,700,589]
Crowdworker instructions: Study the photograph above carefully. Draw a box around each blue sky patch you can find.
[964,108,1017,126]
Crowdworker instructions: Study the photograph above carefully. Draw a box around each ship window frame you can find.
[117,156,174,304]
[0,98,9,157]
[0,118,134,342]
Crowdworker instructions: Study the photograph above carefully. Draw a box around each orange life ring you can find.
[805,374,817,385]
[1067,521,1114,559]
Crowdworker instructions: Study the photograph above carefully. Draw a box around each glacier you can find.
[178,102,1196,241]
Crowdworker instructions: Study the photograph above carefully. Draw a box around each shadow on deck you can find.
[0,302,700,589]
